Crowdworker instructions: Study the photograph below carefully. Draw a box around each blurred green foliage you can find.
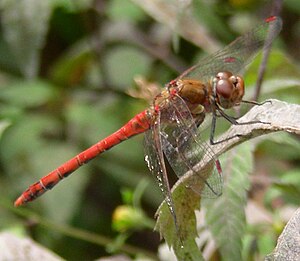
[0,0,299,260]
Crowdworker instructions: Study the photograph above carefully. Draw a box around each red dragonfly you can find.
[15,16,282,226]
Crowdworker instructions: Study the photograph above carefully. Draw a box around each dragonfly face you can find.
[214,71,245,109]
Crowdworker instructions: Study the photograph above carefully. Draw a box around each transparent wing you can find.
[159,94,223,197]
[144,111,178,226]
[178,16,282,83]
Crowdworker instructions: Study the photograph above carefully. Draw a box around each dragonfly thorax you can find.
[174,79,208,105]
[214,71,245,109]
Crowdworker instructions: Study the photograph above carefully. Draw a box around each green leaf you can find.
[266,168,300,206]
[107,0,146,23]
[0,80,57,108]
[52,0,93,11]
[205,144,252,261]
[258,233,276,257]
[64,93,122,144]
[193,0,233,42]
[49,45,93,86]
[285,0,300,13]
[259,132,300,161]
[0,114,60,200]
[1,0,52,78]
[155,183,204,261]
[0,120,11,140]
[0,114,59,170]
[281,170,300,186]
[105,46,152,89]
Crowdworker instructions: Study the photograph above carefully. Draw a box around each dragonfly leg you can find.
[209,109,228,145]
[210,106,270,145]
[241,99,272,106]
[218,106,270,125]
[215,98,272,123]
[210,111,244,145]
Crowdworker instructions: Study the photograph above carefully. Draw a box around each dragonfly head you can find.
[215,71,244,109]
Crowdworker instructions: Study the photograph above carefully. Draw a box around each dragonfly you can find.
[14,16,282,228]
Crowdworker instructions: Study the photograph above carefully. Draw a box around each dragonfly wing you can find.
[144,111,178,225]
[179,16,282,82]
[160,95,223,198]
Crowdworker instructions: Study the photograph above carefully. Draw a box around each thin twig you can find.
[253,0,283,101]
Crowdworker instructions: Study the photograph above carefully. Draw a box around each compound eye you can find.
[216,71,233,80]
[216,79,233,99]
